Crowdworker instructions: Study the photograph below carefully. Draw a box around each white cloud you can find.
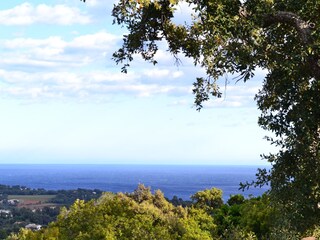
[168,99,190,107]
[89,71,139,83]
[203,99,243,108]
[143,69,170,78]
[85,0,112,7]
[201,85,259,108]
[1,31,119,70]
[4,36,66,50]
[69,31,119,51]
[143,68,184,79]
[85,0,100,7]
[0,28,194,101]
[0,3,91,25]
[173,1,196,25]
[0,69,191,100]
[173,71,184,78]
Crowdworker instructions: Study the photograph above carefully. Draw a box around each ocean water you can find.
[0,164,269,201]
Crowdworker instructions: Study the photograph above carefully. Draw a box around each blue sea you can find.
[0,164,269,201]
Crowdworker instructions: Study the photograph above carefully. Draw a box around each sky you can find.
[0,0,275,165]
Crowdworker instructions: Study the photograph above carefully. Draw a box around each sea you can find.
[0,164,269,201]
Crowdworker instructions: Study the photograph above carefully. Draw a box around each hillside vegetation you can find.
[7,184,320,240]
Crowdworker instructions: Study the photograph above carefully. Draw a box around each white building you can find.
[7,199,19,205]
[25,223,42,231]
[0,209,12,218]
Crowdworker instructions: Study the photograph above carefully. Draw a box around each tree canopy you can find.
[110,0,320,232]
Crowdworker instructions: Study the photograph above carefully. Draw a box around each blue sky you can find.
[0,0,274,165]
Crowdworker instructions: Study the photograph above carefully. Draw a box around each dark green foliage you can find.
[170,195,192,207]
[0,185,49,196]
[0,185,102,202]
[214,194,273,239]
[238,194,273,239]
[51,188,103,205]
[227,194,245,206]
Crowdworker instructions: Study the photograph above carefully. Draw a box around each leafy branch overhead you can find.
[110,0,319,110]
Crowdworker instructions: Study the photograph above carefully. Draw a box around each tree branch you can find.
[263,11,313,45]
[263,11,320,80]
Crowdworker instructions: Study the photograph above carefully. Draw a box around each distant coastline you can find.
[0,164,269,201]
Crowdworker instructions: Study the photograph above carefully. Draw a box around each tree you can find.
[109,0,320,233]
[191,187,223,213]
[227,194,245,206]
[238,194,273,239]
